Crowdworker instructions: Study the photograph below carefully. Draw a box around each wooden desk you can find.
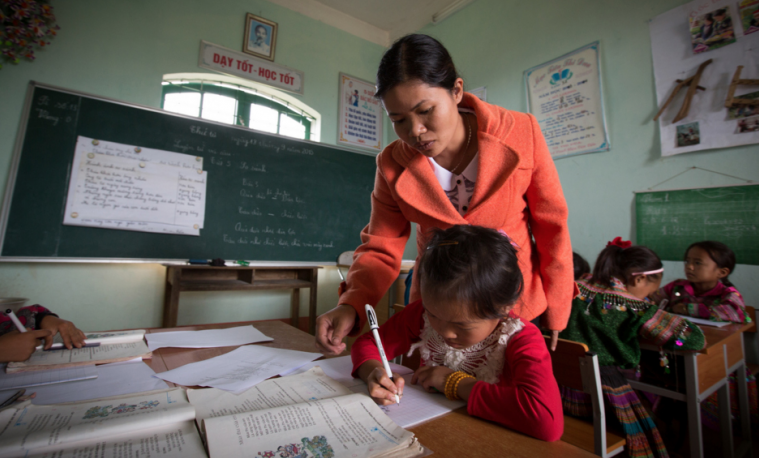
[144,321,595,458]
[628,322,754,458]
[162,265,319,333]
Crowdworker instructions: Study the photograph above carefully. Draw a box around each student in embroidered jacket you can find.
[560,237,705,458]
[351,225,564,442]
[650,240,749,323]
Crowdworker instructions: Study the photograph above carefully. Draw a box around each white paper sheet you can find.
[0,364,97,390]
[673,314,732,327]
[154,346,320,393]
[25,359,168,405]
[63,136,208,235]
[282,356,464,428]
[145,325,272,351]
[8,341,151,372]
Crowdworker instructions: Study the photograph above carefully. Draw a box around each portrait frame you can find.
[243,13,278,61]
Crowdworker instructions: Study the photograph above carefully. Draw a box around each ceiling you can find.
[265,0,476,47]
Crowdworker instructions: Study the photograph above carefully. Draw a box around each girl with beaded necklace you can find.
[560,237,706,458]
[351,225,564,442]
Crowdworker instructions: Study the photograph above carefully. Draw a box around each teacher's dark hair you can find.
[419,225,523,319]
[375,34,458,99]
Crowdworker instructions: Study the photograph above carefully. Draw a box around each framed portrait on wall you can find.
[243,13,278,61]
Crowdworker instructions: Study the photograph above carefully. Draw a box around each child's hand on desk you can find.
[412,366,454,394]
[39,316,86,350]
[0,329,53,362]
[670,302,688,315]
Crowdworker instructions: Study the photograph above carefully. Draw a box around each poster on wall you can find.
[650,0,759,157]
[337,73,382,152]
[523,42,610,159]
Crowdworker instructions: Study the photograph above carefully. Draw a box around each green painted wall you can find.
[419,0,759,308]
[0,0,386,330]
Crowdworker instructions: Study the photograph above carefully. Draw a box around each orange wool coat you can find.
[340,93,576,332]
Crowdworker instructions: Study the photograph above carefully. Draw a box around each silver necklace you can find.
[451,113,472,174]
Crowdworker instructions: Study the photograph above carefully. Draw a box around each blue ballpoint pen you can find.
[364,304,400,404]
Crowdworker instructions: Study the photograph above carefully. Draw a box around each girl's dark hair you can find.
[573,252,591,280]
[686,241,736,287]
[375,34,458,99]
[591,244,663,288]
[418,225,523,319]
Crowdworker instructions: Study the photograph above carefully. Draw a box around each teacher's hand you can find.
[315,304,358,356]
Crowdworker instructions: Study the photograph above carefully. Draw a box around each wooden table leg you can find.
[162,267,181,328]
[291,288,300,329]
[309,268,318,335]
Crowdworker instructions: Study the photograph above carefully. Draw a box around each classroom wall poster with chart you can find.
[337,73,382,152]
[524,42,610,159]
[650,0,759,157]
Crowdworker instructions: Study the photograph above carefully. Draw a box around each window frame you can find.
[161,81,312,140]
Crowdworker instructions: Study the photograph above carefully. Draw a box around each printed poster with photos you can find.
[650,0,759,156]
[337,73,382,152]
[524,42,610,159]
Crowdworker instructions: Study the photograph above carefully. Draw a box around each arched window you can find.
[161,73,320,141]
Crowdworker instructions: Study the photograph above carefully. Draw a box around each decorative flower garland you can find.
[0,0,59,69]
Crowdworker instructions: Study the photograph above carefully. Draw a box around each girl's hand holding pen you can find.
[0,329,53,362]
[364,362,405,406]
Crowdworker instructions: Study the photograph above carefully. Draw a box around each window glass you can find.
[161,81,313,141]
[163,92,201,117]
[201,93,237,124]
[279,113,306,139]
[249,104,279,134]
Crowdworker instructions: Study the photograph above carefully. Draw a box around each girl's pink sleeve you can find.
[351,300,424,378]
[466,324,564,441]
[707,288,747,323]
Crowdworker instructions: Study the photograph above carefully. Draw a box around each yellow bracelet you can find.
[444,371,475,401]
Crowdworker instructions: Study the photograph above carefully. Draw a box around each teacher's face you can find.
[382,79,464,159]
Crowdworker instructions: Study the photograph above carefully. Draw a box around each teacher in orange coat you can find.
[316,34,576,354]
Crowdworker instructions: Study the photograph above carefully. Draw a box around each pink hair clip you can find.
[497,230,520,249]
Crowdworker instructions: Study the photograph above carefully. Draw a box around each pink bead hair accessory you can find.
[607,237,631,249]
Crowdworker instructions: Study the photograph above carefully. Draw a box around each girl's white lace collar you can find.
[407,313,524,384]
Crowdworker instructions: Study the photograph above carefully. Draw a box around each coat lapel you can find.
[393,144,466,226]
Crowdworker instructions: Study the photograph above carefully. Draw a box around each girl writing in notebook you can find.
[560,238,705,458]
[316,33,575,356]
[351,225,564,442]
[650,240,749,323]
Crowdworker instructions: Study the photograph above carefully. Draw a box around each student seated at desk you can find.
[650,240,750,323]
[0,304,85,362]
[561,238,706,458]
[351,225,564,442]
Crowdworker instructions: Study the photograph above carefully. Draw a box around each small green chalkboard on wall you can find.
[635,184,759,266]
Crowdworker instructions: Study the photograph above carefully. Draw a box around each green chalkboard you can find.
[0,83,377,263]
[635,185,759,266]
